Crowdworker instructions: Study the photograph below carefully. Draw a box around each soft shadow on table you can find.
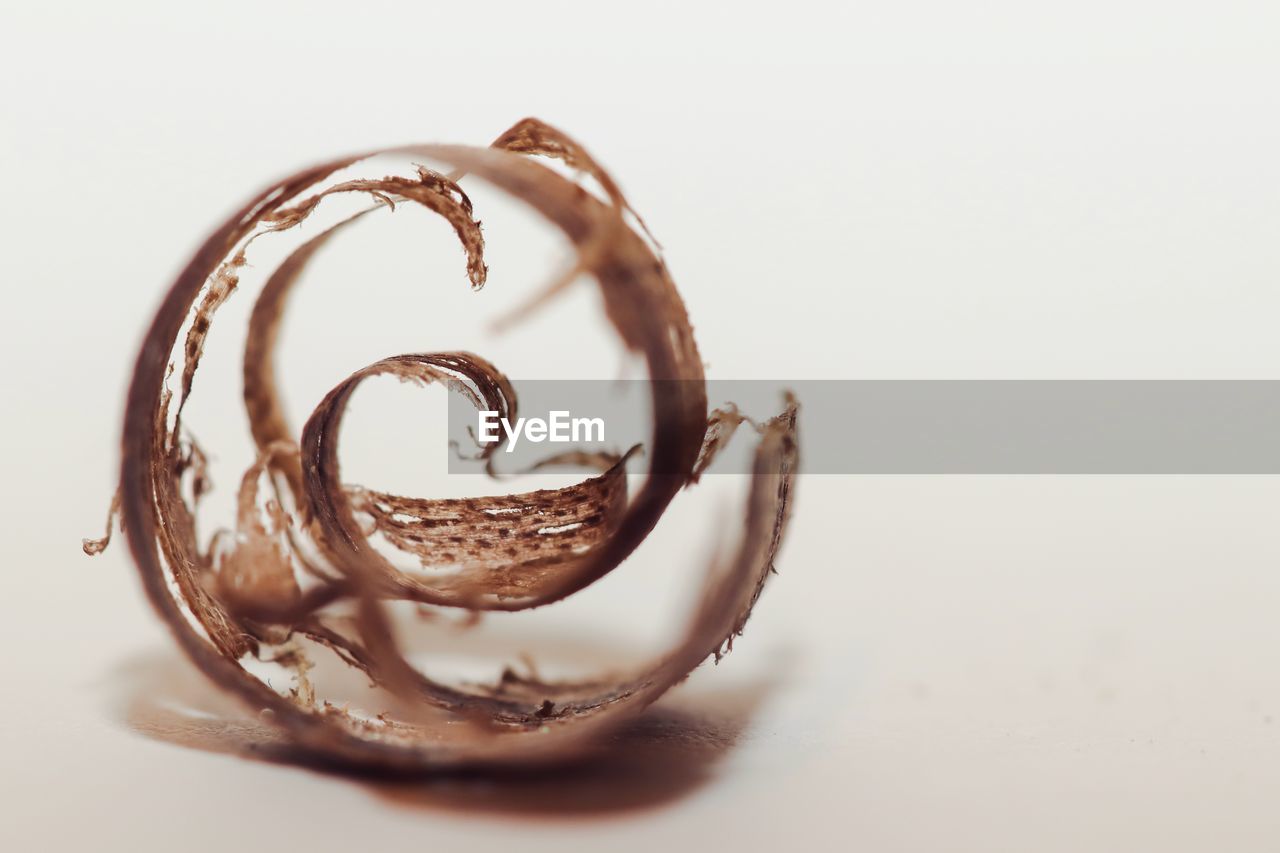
[107,646,777,820]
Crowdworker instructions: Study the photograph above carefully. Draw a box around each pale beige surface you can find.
[6,2,1280,850]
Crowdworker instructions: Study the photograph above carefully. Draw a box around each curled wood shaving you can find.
[92,119,799,770]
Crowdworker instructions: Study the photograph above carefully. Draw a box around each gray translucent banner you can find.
[447,381,1280,474]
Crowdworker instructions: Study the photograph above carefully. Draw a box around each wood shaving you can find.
[91,119,799,770]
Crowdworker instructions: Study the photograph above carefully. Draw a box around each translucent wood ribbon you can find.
[87,119,798,769]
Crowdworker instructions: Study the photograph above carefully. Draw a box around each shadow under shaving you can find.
[109,647,774,819]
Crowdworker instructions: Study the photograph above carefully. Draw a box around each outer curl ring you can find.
[109,121,798,769]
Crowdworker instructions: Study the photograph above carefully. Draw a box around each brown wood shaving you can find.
[92,119,799,770]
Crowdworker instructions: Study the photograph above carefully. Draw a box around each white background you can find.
[4,2,1280,850]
